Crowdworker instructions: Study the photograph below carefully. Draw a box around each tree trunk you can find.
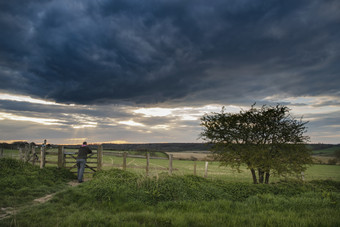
[250,168,258,184]
[258,169,264,184]
[265,171,270,184]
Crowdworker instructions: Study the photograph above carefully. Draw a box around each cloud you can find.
[0,0,339,106]
[1,94,340,144]
[1,0,340,144]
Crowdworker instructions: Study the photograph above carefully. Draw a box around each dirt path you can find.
[0,207,16,220]
[0,180,83,221]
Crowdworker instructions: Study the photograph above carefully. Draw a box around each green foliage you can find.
[55,169,339,206]
[5,193,339,227]
[200,104,312,184]
[309,180,340,191]
[2,169,340,227]
[0,158,75,207]
[328,158,338,165]
[335,149,340,160]
[311,145,340,156]
[87,169,140,203]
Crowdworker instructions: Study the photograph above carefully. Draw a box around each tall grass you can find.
[0,158,75,207]
[2,168,339,226]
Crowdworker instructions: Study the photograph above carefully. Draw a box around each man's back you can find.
[77,146,92,159]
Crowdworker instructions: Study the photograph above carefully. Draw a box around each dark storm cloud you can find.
[0,0,339,105]
[0,98,134,118]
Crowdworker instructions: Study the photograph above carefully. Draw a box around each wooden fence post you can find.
[123,152,127,170]
[204,161,209,178]
[301,172,305,182]
[19,147,24,161]
[40,144,46,169]
[31,144,37,165]
[146,152,150,176]
[193,161,197,176]
[58,146,64,168]
[97,145,103,171]
[63,151,66,168]
[169,154,173,175]
[0,146,4,158]
[25,144,30,162]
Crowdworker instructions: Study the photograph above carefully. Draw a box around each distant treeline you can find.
[65,143,213,152]
[1,142,339,153]
[51,143,340,153]
[0,141,42,149]
[306,144,339,150]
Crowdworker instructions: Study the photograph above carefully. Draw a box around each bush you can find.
[328,158,337,165]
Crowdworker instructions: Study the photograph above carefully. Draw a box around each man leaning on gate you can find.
[76,141,92,183]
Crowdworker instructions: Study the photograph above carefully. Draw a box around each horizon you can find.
[1,140,339,146]
[1,1,339,144]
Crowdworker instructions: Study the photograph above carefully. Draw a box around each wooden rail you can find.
[3,143,209,177]
[40,145,175,176]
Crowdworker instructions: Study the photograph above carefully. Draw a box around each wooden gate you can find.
[63,152,97,174]
[61,145,103,174]
[40,145,103,174]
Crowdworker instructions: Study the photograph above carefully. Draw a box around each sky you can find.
[0,0,339,145]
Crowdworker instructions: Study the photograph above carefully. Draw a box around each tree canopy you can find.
[200,104,312,184]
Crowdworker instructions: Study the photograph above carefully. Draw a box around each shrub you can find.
[328,158,337,165]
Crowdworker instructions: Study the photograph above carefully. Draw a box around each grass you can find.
[1,149,20,159]
[305,164,340,181]
[102,154,340,182]
[0,158,75,212]
[312,146,340,156]
[2,147,339,226]
[4,195,340,226]
[1,167,340,226]
[2,148,340,182]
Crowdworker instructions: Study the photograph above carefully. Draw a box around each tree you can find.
[335,148,340,161]
[200,104,312,184]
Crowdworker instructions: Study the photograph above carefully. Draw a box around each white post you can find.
[301,172,305,181]
[40,140,47,169]
[123,152,127,170]
[193,161,197,175]
[204,161,208,178]
[169,154,173,175]
[146,152,150,176]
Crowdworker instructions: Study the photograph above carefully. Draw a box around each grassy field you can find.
[2,148,340,182]
[312,146,340,156]
[1,159,339,227]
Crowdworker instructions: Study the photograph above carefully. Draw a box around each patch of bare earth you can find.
[33,193,56,204]
[0,207,16,220]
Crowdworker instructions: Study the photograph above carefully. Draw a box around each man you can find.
[76,141,92,183]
